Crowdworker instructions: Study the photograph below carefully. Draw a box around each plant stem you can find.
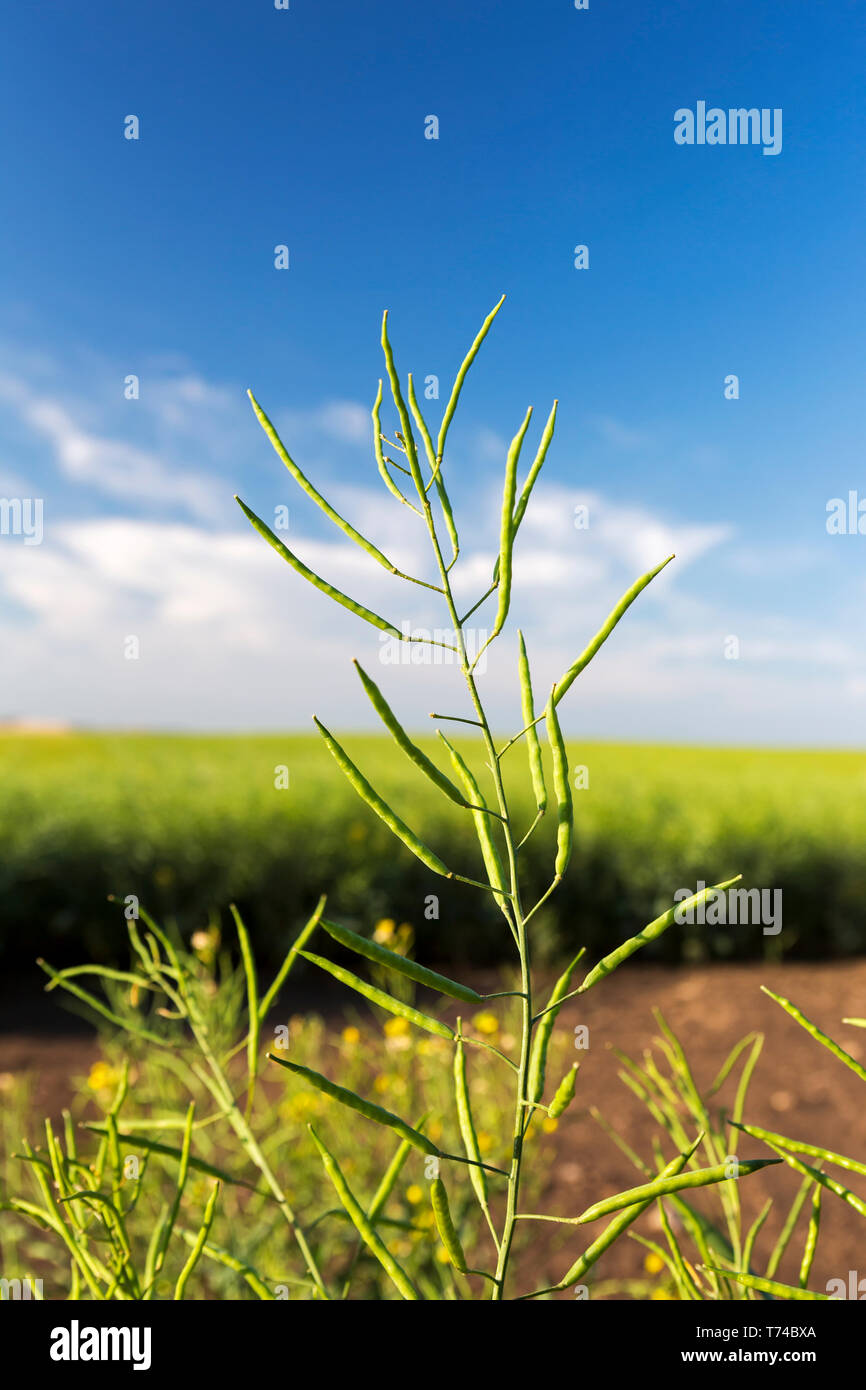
[414,457,532,1301]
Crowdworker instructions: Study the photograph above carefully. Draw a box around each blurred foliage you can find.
[0,926,560,1299]
[2,732,864,969]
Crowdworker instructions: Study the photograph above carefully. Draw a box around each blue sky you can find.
[1,0,864,743]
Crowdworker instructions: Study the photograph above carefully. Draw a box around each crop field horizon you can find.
[4,731,864,972]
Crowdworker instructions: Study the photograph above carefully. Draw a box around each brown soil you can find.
[4,959,866,1299]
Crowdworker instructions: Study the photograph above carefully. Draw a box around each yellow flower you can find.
[280,1091,322,1123]
[394,922,414,954]
[472,1011,499,1035]
[416,1209,435,1229]
[406,1185,423,1205]
[384,1016,410,1038]
[373,918,396,943]
[435,1244,452,1265]
[341,1026,361,1046]
[644,1252,665,1275]
[373,1074,391,1094]
[87,1061,122,1093]
[476,1131,493,1154]
[542,1116,559,1134]
[651,1289,674,1300]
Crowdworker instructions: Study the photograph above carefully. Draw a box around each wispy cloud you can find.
[0,345,860,742]
[274,399,371,447]
[0,369,229,522]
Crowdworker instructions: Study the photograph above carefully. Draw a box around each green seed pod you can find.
[729,1119,866,1178]
[527,949,584,1105]
[248,390,399,575]
[354,661,468,807]
[314,717,452,878]
[799,1185,821,1289]
[372,380,418,511]
[437,295,506,462]
[311,1127,419,1300]
[491,407,533,639]
[407,374,459,561]
[236,496,402,638]
[268,1056,440,1157]
[576,1158,780,1224]
[380,311,425,496]
[454,1037,488,1208]
[512,399,557,533]
[431,1177,467,1271]
[493,398,558,587]
[556,1136,701,1291]
[553,554,674,706]
[368,1116,429,1224]
[258,895,325,1023]
[739,1128,866,1219]
[579,876,742,994]
[299,950,454,1040]
[320,917,481,1004]
[177,1230,274,1301]
[174,1180,220,1301]
[761,986,866,1085]
[517,631,547,814]
[701,1267,829,1302]
[439,735,509,901]
[545,693,572,879]
[548,1063,579,1119]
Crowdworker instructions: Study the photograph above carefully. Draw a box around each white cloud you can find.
[0,344,860,743]
[0,480,862,742]
[0,372,224,521]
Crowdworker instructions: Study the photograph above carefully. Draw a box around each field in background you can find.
[2,733,864,970]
